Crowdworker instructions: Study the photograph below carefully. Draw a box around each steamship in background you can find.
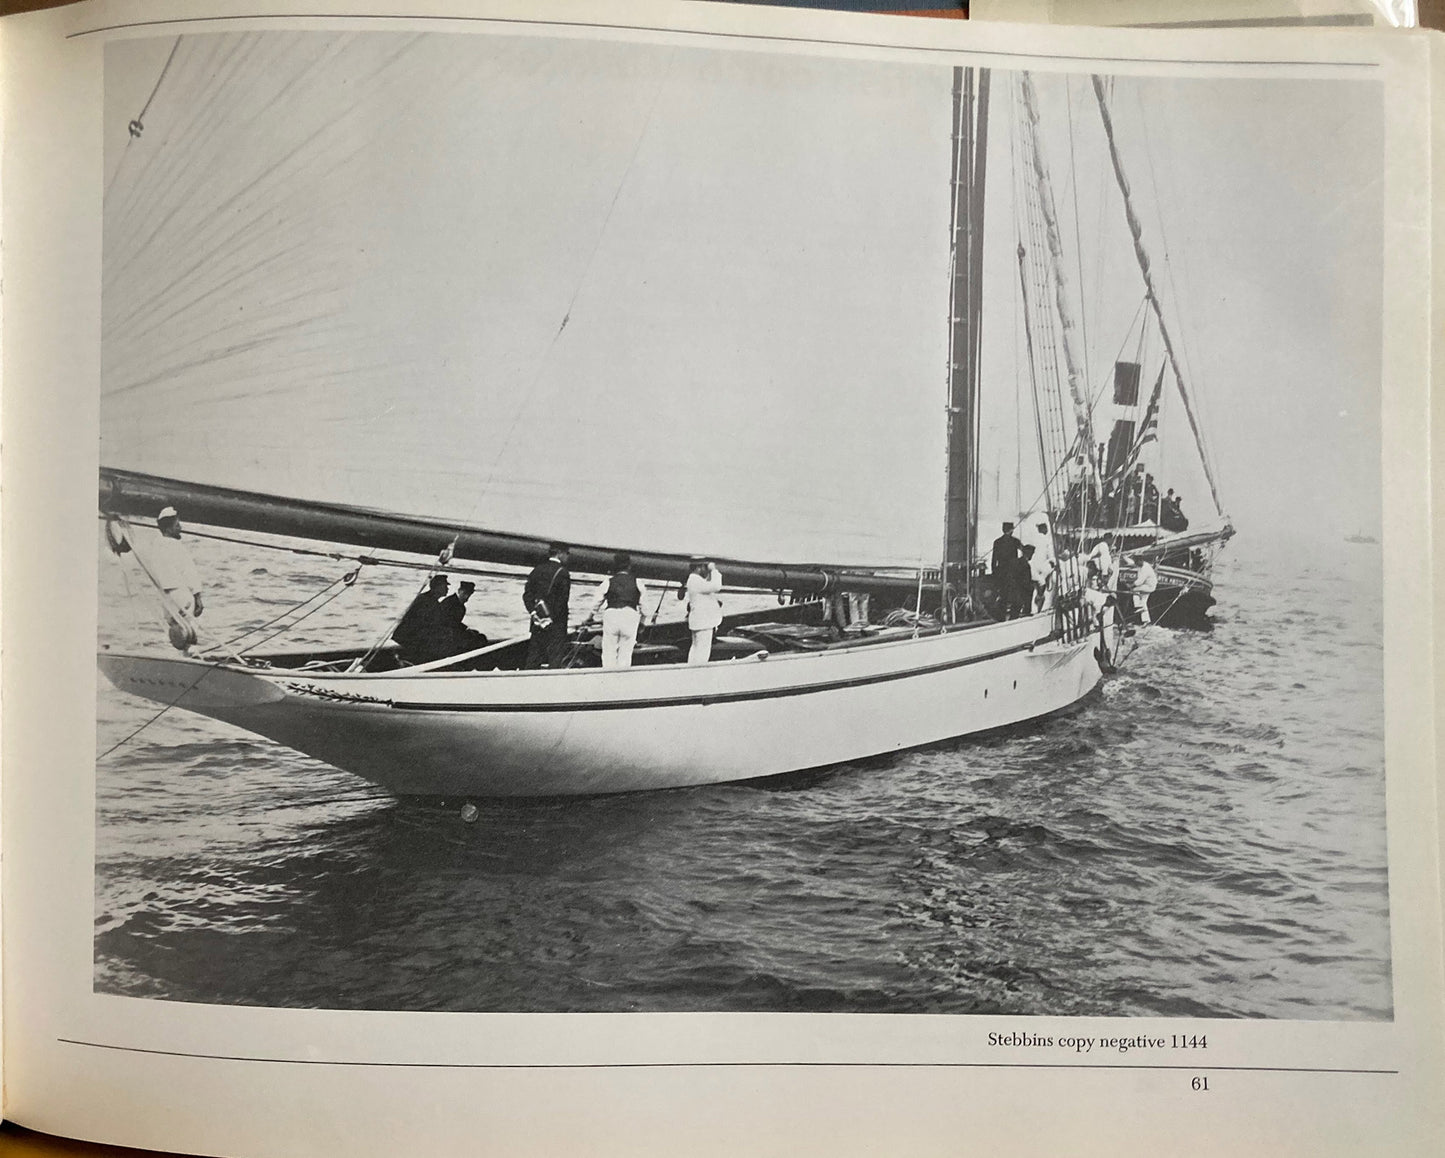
[1057,356,1234,627]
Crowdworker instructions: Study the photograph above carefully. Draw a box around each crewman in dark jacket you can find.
[991,521,1021,575]
[523,543,571,669]
[990,521,1022,619]
[393,574,451,663]
[1008,545,1037,619]
[439,580,489,654]
[587,551,652,668]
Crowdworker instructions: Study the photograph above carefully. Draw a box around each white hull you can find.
[98,612,1111,797]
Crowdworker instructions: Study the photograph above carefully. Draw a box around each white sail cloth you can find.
[102,32,954,568]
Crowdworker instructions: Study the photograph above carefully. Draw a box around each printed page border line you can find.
[58,1039,1397,1073]
[63,13,1382,71]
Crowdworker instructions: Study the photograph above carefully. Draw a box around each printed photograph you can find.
[94,27,1387,1017]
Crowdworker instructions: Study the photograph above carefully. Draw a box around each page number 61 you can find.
[1191,1076,1210,1092]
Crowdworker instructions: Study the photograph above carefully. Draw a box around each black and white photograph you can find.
[93,26,1387,1019]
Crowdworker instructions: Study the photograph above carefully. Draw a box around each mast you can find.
[942,66,990,621]
[99,468,938,599]
[1090,75,1224,517]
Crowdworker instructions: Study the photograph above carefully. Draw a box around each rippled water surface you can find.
[94,535,1389,1017]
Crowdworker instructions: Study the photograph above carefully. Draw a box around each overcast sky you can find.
[977,69,1382,548]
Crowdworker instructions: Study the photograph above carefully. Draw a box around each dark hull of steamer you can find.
[1063,523,1233,629]
[1140,532,1232,628]
[1148,579,1215,629]
[1118,554,1224,629]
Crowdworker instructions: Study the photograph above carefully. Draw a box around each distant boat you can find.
[94,40,1194,797]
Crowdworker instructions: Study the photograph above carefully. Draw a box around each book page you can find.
[1431,28,1444,986]
[3,2,1443,1154]
[969,0,1414,28]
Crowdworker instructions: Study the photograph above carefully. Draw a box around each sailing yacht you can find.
[94,35,1190,797]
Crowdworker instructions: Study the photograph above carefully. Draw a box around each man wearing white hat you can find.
[147,507,204,646]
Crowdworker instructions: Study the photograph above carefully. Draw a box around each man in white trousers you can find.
[1129,555,1158,627]
[145,506,205,649]
[587,552,652,668]
[683,557,724,665]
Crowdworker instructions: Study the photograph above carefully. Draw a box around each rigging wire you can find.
[197,568,361,657]
[104,35,182,198]
[132,36,183,134]
[99,516,535,583]
[1021,77,1088,504]
[1010,82,1053,522]
[1131,87,1222,501]
[1013,74,1077,524]
[1065,77,1092,399]
[1091,74,1222,517]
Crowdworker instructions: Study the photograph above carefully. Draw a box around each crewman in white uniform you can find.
[1131,556,1159,626]
[146,506,204,649]
[1025,518,1057,611]
[1086,537,1114,589]
[682,557,724,665]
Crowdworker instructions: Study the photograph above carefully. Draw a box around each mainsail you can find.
[101,32,955,569]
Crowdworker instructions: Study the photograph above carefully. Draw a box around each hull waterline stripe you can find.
[382,633,1069,713]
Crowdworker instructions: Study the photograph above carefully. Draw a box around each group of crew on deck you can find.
[988,519,1157,628]
[392,574,490,665]
[1062,467,1190,533]
[126,503,1155,666]
[989,519,1055,619]
[393,543,726,671]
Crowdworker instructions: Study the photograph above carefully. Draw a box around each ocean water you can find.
[93,533,1390,1017]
